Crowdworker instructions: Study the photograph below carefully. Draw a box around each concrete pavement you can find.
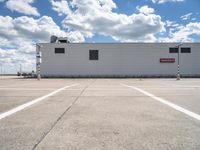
[0,78,200,150]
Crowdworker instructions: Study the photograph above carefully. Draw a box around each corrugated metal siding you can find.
[39,43,200,77]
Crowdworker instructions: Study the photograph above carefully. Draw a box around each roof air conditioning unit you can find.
[50,35,58,43]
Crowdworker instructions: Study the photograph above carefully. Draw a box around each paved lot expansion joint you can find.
[32,80,95,150]
[0,84,78,120]
[1,79,200,149]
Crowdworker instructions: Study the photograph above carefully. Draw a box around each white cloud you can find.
[165,20,179,27]
[159,22,200,42]
[191,18,196,21]
[137,5,155,14]
[151,0,185,4]
[0,47,35,74]
[171,22,200,41]
[0,15,84,73]
[180,13,192,21]
[53,1,165,42]
[0,15,84,43]
[51,0,71,16]
[5,0,40,16]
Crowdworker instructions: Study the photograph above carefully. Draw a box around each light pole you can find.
[0,64,2,78]
[20,64,22,77]
[176,43,183,80]
[36,44,42,80]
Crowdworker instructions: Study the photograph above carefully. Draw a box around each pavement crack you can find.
[32,80,95,150]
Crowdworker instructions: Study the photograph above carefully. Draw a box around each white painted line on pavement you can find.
[0,88,61,91]
[0,84,78,120]
[121,83,200,121]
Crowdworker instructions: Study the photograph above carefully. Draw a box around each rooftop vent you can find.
[58,37,70,43]
[50,35,58,43]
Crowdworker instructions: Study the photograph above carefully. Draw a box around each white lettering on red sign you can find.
[160,58,175,63]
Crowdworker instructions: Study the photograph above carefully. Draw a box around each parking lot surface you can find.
[0,77,200,150]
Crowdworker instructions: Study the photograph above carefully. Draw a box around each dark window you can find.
[169,47,178,53]
[55,48,65,53]
[59,40,67,43]
[181,47,191,53]
[89,50,98,60]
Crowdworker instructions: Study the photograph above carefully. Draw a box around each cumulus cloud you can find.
[0,15,84,73]
[151,0,185,4]
[137,5,155,14]
[5,0,40,16]
[0,47,35,74]
[0,15,84,44]
[54,0,165,42]
[51,0,71,16]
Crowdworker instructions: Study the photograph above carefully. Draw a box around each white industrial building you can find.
[36,38,200,77]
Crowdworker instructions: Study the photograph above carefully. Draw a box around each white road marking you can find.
[121,83,200,121]
[0,88,62,91]
[0,84,78,120]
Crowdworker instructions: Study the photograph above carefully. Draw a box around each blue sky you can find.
[0,0,200,73]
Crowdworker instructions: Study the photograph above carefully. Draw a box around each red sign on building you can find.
[160,58,175,63]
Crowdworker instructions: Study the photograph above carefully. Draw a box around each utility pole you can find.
[176,43,183,80]
[20,64,22,76]
[36,44,42,80]
[0,64,2,78]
